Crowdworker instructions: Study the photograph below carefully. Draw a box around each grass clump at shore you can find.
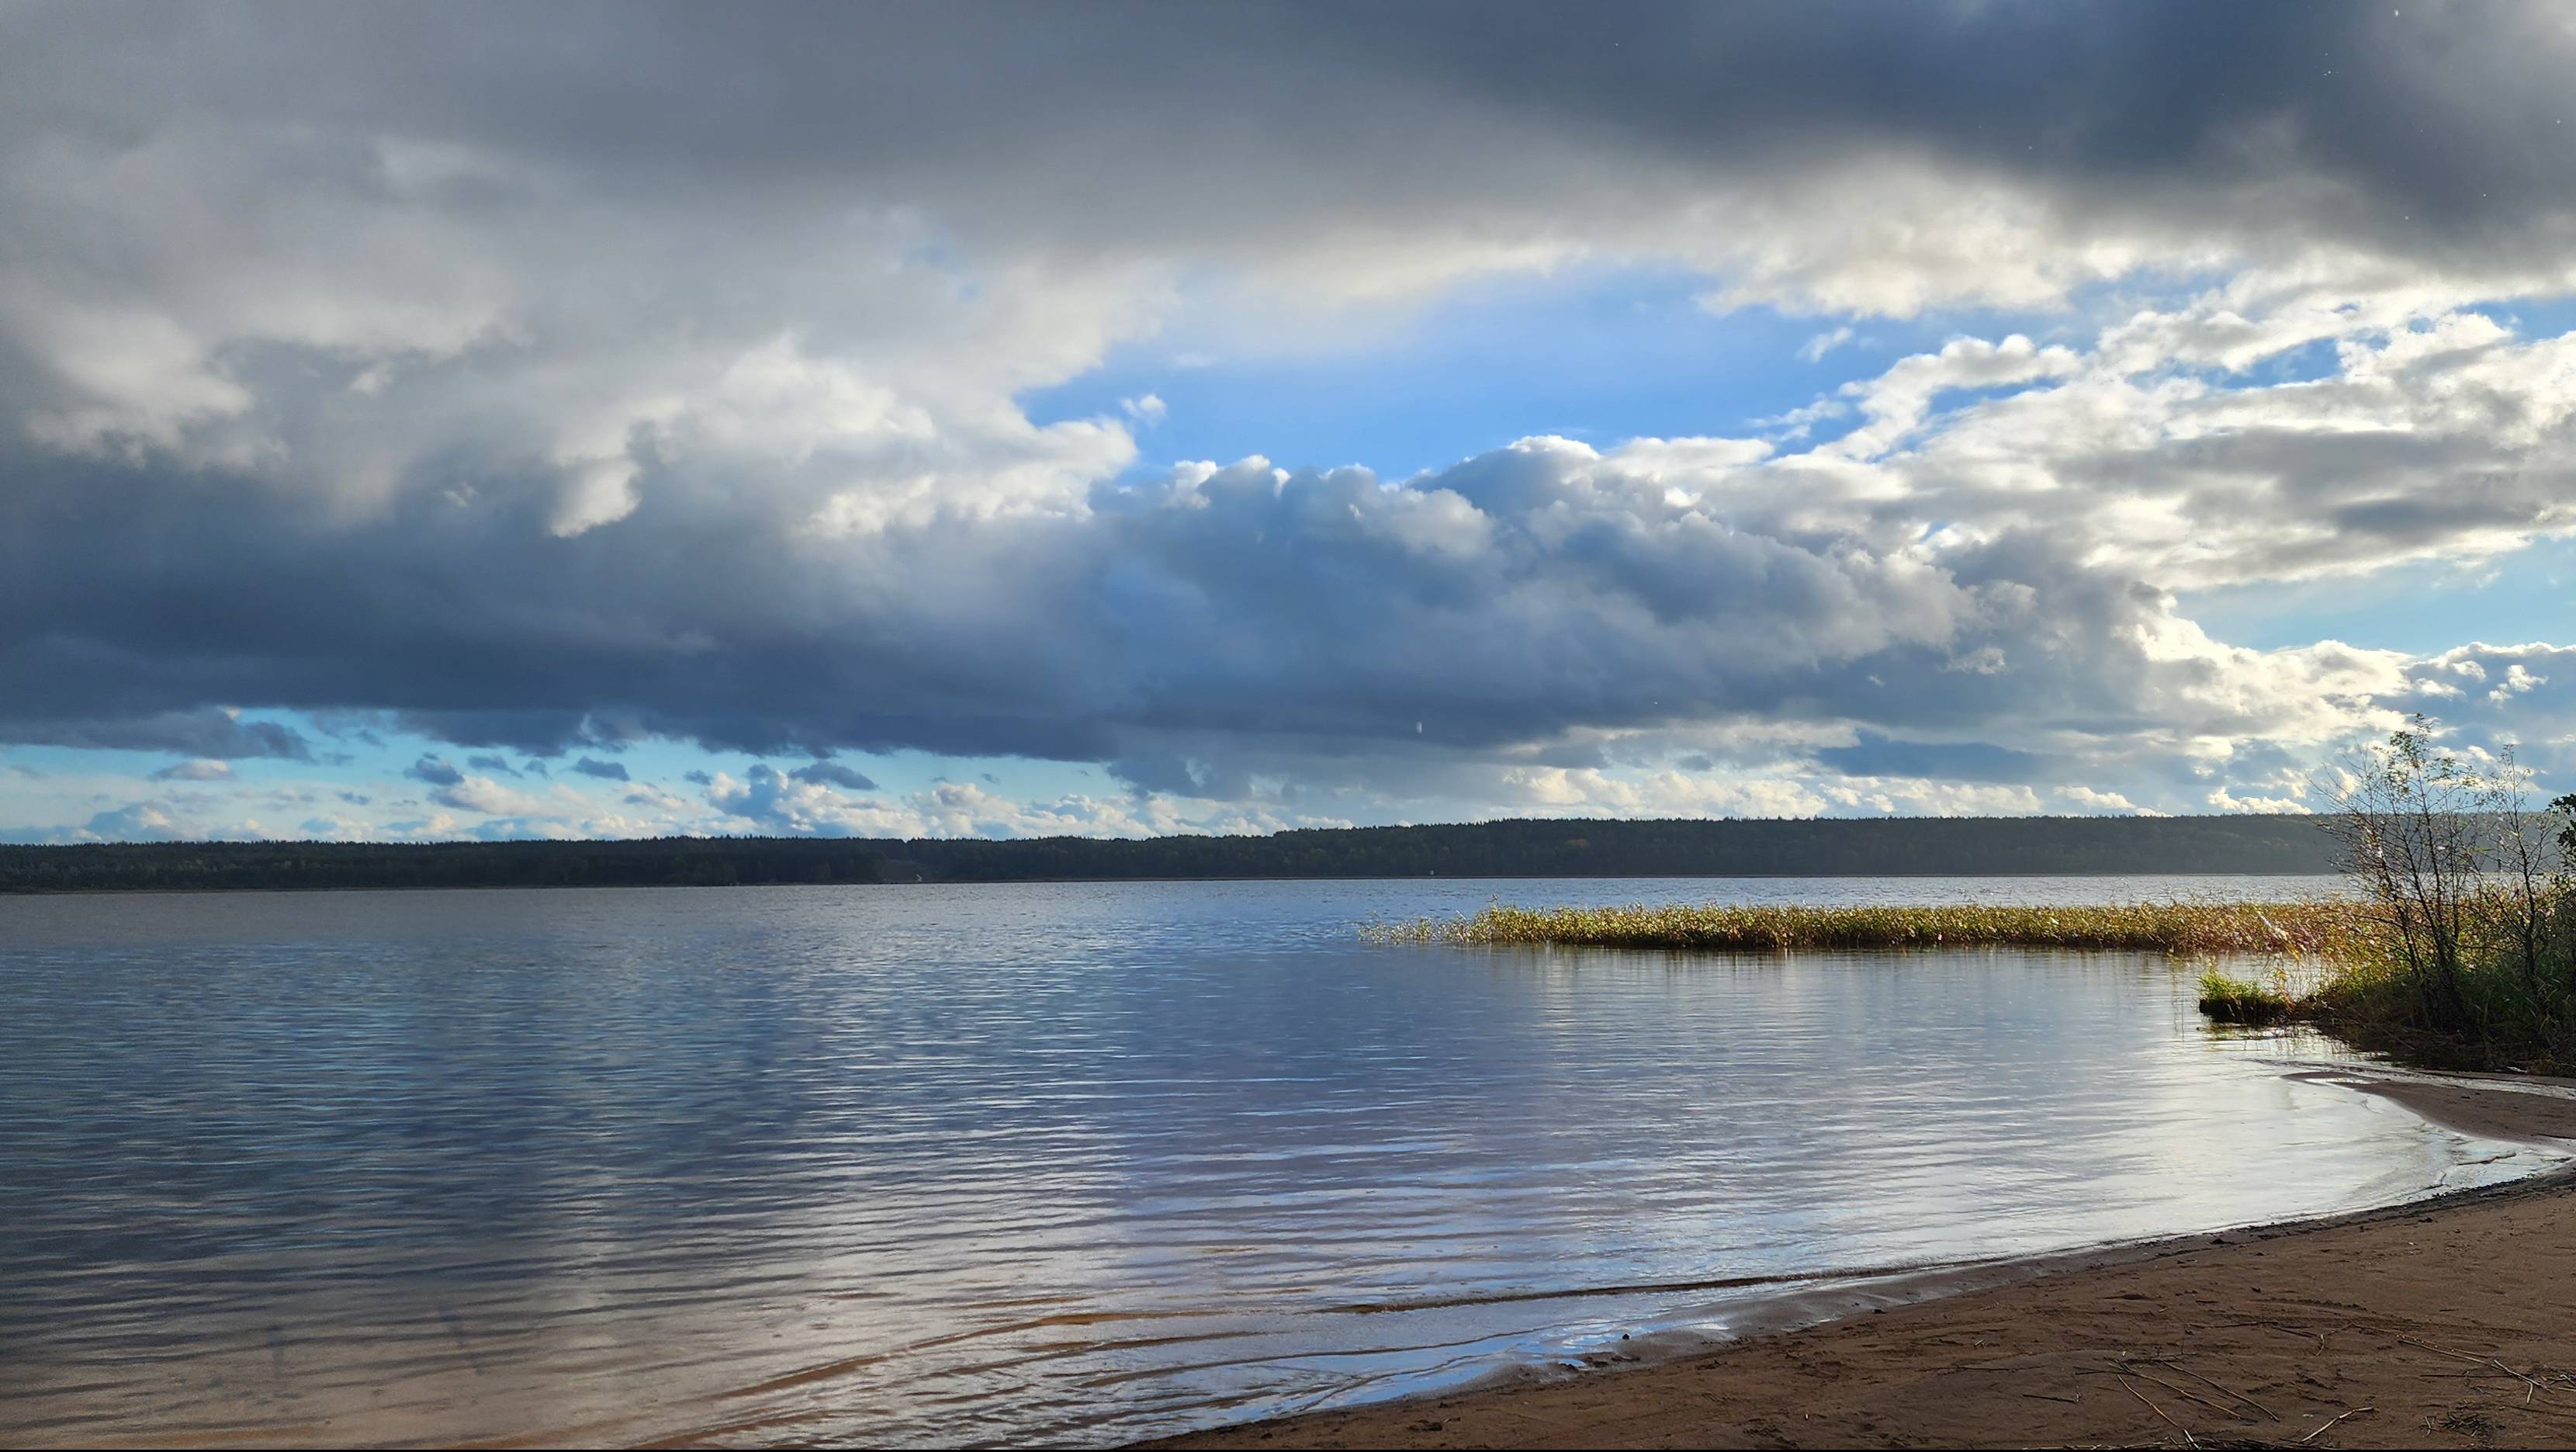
[1368,900,2366,958]
[2196,968,2297,1025]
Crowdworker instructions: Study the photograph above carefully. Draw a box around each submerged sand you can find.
[1150,1069,2576,1450]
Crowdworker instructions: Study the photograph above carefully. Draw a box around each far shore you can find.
[1148,1068,2576,1450]
[0,816,2348,893]
[0,868,2353,896]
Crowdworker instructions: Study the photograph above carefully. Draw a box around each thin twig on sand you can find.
[2120,1364,2251,1423]
[2117,1374,2197,1447]
[2396,1335,2554,1400]
[2148,1357,2278,1421]
[2295,1405,2373,1444]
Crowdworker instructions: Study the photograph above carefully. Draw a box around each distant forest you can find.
[0,837,891,894]
[0,816,2345,893]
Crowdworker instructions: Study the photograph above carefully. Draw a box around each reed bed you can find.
[1367,899,2370,959]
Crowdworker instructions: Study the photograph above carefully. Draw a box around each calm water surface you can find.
[0,876,2551,1447]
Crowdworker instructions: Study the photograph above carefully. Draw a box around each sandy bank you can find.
[1150,1070,2576,1450]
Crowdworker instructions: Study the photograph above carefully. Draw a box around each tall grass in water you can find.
[2196,968,2296,1025]
[1369,900,2367,958]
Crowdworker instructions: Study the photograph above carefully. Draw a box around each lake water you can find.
[1,876,2554,1447]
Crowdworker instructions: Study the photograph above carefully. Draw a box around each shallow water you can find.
[0,875,2549,1447]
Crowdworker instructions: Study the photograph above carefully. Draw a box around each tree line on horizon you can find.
[867,815,2342,881]
[0,815,2344,892]
[0,837,892,893]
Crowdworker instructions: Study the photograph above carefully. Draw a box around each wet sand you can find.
[1151,1069,2576,1450]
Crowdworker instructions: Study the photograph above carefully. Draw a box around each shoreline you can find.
[1147,1068,2576,1450]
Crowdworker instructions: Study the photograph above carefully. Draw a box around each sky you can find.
[7,0,2576,844]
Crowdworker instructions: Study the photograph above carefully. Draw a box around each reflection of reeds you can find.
[1367,900,2370,959]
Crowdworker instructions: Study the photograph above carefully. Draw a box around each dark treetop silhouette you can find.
[0,815,2341,892]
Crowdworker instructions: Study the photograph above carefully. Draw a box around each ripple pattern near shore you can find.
[0,875,2543,1447]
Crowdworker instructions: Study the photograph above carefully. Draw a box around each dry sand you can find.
[1149,1069,2576,1450]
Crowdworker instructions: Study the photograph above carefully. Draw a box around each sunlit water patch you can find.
[0,876,2550,1447]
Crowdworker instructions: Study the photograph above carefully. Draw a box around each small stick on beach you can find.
[2117,1374,2197,1447]
[2119,1363,2251,1423]
[2395,1335,2554,1398]
[2294,1405,2373,1444]
[2150,1357,2278,1421]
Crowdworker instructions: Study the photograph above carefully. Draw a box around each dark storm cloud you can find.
[788,761,878,791]
[0,431,2381,794]
[570,756,630,781]
[403,755,463,788]
[0,709,312,761]
[5,2,2571,287]
[392,712,603,757]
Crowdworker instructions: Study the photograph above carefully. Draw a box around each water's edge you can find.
[1136,1074,2576,1450]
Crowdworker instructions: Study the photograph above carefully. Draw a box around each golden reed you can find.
[1368,900,2369,958]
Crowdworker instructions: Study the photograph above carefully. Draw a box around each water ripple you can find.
[0,875,2546,1447]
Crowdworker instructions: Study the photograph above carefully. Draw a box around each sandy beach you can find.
[1151,1069,2576,1450]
